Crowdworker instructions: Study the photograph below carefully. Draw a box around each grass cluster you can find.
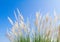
[7,8,60,42]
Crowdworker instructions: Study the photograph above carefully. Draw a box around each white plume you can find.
[17,8,24,21]
[14,11,18,21]
[8,17,14,25]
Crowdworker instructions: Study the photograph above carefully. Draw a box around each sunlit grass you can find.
[7,8,60,42]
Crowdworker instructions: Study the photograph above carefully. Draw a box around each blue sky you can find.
[0,0,60,42]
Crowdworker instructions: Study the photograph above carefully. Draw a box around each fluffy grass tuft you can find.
[7,8,60,42]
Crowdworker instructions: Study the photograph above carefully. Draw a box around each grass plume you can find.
[7,8,60,42]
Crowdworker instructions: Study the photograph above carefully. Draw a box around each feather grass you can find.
[7,8,60,42]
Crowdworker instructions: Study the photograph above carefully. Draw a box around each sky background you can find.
[0,0,60,42]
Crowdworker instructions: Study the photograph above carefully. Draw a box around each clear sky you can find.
[0,0,60,42]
